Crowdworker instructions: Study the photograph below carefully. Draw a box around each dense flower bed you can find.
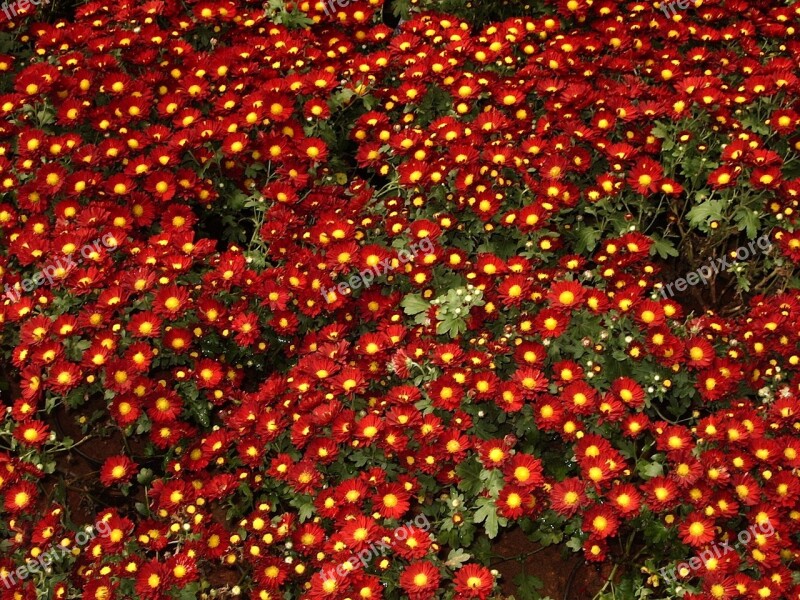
[1,0,800,598]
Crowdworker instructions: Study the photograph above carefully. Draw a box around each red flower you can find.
[584,538,608,562]
[152,284,190,316]
[496,485,534,519]
[453,564,494,599]
[627,159,663,194]
[679,513,717,547]
[643,476,681,511]
[550,478,589,517]
[4,481,37,513]
[100,455,137,487]
[83,577,118,600]
[47,361,82,393]
[561,381,598,415]
[109,395,142,427]
[533,307,570,338]
[547,280,585,310]
[503,454,543,488]
[497,275,530,306]
[610,377,646,409]
[582,504,619,539]
[685,337,715,369]
[135,561,169,599]
[194,358,224,388]
[399,561,440,600]
[513,367,549,396]
[13,420,49,447]
[393,525,432,560]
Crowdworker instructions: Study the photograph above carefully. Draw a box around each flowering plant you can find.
[0,0,799,599]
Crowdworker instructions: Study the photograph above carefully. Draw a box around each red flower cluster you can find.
[0,0,799,598]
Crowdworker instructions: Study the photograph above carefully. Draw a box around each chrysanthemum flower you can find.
[582,504,619,539]
[679,512,717,547]
[399,561,440,600]
[4,481,37,513]
[453,564,494,599]
[13,420,49,447]
[134,561,169,599]
[99,455,137,487]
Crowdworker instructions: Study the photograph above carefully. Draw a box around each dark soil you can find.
[490,528,610,600]
[47,396,149,524]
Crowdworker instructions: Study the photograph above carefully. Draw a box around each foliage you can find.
[0,0,799,599]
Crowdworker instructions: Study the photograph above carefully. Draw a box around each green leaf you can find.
[330,88,356,108]
[134,416,152,435]
[651,122,669,139]
[574,226,601,253]
[650,236,679,259]
[137,468,154,486]
[473,497,505,539]
[401,294,429,316]
[479,468,505,495]
[444,548,471,569]
[455,457,484,496]
[175,582,201,600]
[686,199,726,230]
[513,573,545,600]
[189,401,211,428]
[289,494,315,522]
[566,535,583,552]
[733,206,760,239]
[637,459,664,479]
